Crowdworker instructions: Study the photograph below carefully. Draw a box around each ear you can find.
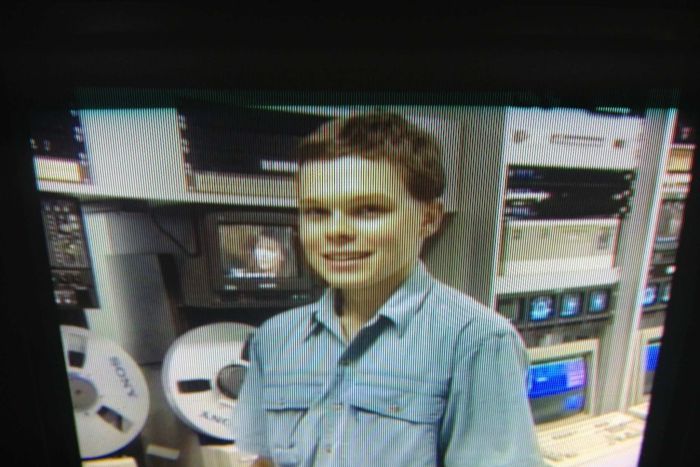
[420,201,444,238]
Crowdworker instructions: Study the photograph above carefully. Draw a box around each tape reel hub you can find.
[69,373,99,411]
[216,364,247,399]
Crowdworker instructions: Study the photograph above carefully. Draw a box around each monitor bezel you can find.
[628,326,665,407]
[3,6,699,464]
[528,338,600,431]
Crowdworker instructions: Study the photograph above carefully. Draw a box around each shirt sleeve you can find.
[440,329,544,467]
[231,332,271,458]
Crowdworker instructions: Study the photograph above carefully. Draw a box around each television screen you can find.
[529,296,555,322]
[218,224,300,280]
[528,357,588,424]
[588,290,610,314]
[560,293,583,318]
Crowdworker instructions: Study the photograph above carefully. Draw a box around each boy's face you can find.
[297,156,442,291]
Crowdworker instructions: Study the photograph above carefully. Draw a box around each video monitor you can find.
[219,224,299,280]
[659,283,672,304]
[528,295,556,322]
[587,289,610,314]
[643,341,662,396]
[528,357,588,424]
[496,297,522,324]
[655,201,685,244]
[627,326,666,410]
[559,293,583,318]
[201,211,318,298]
[643,284,659,308]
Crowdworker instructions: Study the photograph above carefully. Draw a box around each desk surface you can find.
[576,440,642,467]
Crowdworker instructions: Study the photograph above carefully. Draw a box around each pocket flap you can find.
[348,384,445,424]
[263,383,321,410]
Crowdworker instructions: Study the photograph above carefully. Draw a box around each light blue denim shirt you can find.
[232,262,543,467]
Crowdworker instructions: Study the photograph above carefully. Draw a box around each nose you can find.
[325,211,355,243]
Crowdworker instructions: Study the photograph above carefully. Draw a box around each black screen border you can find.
[3,5,700,466]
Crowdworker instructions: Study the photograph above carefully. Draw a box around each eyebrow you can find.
[299,194,395,206]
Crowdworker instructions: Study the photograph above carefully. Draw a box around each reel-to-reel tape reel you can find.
[61,322,256,466]
[161,322,255,441]
[60,325,150,461]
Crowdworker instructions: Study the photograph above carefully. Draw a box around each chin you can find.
[316,269,377,290]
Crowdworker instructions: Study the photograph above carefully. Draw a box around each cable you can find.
[147,206,200,258]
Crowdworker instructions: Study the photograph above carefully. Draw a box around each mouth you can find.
[322,251,372,262]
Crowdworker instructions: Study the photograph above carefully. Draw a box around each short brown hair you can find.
[294,112,445,201]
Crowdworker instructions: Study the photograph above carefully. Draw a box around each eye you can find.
[354,204,387,218]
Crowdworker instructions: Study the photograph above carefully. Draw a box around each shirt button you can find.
[333,403,343,412]
[325,445,333,454]
[389,404,402,413]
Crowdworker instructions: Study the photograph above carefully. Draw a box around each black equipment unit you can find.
[30,109,90,183]
[504,165,635,220]
[178,105,331,178]
[40,196,99,309]
[497,285,615,329]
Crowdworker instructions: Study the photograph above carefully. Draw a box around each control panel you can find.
[40,197,99,308]
[537,412,644,466]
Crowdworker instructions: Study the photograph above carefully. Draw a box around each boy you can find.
[232,111,543,466]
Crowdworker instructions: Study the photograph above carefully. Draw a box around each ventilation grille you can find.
[550,133,605,148]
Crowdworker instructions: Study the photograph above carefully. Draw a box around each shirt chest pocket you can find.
[262,382,321,456]
[347,382,447,425]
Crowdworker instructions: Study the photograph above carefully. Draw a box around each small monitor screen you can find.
[528,357,587,424]
[218,224,300,279]
[529,296,555,322]
[588,290,609,314]
[643,284,658,307]
[655,201,685,243]
[643,341,661,395]
[659,283,672,304]
[560,293,583,318]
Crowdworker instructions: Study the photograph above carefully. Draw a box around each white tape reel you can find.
[161,322,255,440]
[60,325,150,459]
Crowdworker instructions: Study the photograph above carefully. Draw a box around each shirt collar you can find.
[305,261,434,340]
